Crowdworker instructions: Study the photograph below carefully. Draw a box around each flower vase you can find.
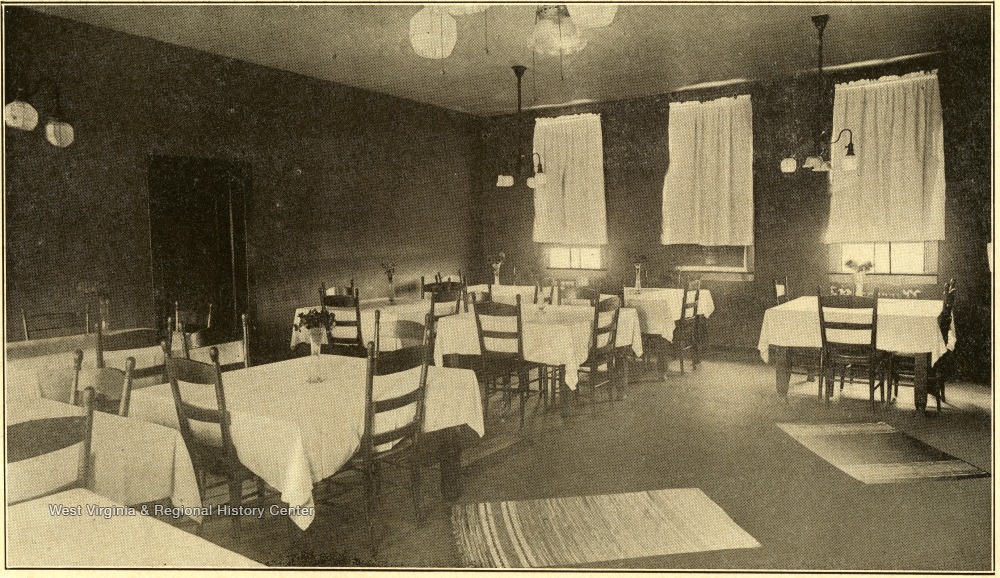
[387,278,395,305]
[493,271,501,286]
[634,265,642,293]
[853,272,866,297]
[307,328,325,383]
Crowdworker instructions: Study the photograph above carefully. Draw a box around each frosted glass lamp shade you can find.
[802,155,822,170]
[410,7,458,59]
[533,171,548,185]
[569,5,618,28]
[529,18,587,56]
[841,154,858,171]
[4,100,39,131]
[496,175,514,187]
[45,120,74,147]
[526,177,537,189]
[779,157,797,173]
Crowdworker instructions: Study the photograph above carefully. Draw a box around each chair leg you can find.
[363,462,377,558]
[229,476,243,535]
[410,453,422,523]
[517,370,529,429]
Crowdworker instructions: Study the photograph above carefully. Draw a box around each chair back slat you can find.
[20,306,91,341]
[681,279,701,319]
[321,288,364,350]
[430,288,465,319]
[182,312,250,371]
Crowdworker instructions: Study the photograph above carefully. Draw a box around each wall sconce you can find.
[527,152,548,189]
[4,78,75,148]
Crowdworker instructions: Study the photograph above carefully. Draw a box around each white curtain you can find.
[660,95,753,246]
[826,71,945,243]
[532,113,607,245]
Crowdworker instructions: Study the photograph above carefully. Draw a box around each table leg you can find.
[913,352,930,412]
[771,345,792,398]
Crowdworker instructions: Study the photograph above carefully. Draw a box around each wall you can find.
[5,8,482,359]
[476,10,991,383]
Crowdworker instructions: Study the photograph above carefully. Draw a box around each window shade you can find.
[826,71,945,243]
[660,95,754,246]
[531,113,608,245]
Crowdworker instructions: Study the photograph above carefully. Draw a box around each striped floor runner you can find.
[778,422,990,484]
[452,488,759,568]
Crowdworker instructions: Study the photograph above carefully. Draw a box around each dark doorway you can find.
[148,155,251,339]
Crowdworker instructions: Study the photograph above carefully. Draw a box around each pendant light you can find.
[409,6,457,60]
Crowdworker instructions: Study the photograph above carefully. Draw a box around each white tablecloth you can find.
[290,298,432,350]
[6,397,201,515]
[757,296,951,364]
[623,287,715,339]
[128,356,484,530]
[6,489,263,568]
[433,305,643,390]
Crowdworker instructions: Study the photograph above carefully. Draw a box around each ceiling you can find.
[33,3,987,117]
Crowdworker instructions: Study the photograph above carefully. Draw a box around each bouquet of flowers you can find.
[381,261,395,283]
[296,308,334,331]
[844,260,873,273]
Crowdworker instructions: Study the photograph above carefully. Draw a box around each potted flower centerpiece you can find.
[381,261,396,304]
[845,260,873,296]
[296,308,334,383]
[490,252,505,286]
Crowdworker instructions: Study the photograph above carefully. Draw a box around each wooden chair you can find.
[96,324,170,383]
[537,277,558,305]
[817,288,887,412]
[558,284,599,306]
[773,276,789,305]
[472,294,548,429]
[167,348,267,532]
[20,305,90,340]
[430,287,465,321]
[421,272,465,299]
[672,280,703,374]
[320,287,366,357]
[577,296,625,401]
[887,279,956,412]
[73,349,135,416]
[173,301,212,334]
[7,387,96,506]
[316,314,432,556]
[182,313,251,371]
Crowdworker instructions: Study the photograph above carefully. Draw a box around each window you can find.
[661,95,754,273]
[832,242,937,275]
[548,246,601,270]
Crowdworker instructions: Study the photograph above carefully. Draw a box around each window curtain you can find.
[826,71,945,243]
[660,95,753,246]
[532,113,607,245]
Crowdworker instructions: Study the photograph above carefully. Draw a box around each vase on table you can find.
[492,265,501,286]
[387,278,395,305]
[307,327,325,383]
[634,264,642,293]
[853,272,866,297]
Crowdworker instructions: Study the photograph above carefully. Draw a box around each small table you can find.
[434,304,643,390]
[623,287,715,339]
[6,489,263,567]
[129,355,484,530]
[758,296,951,411]
[6,396,201,513]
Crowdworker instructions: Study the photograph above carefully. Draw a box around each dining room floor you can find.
[169,351,993,570]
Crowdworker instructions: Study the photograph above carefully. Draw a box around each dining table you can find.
[465,283,538,305]
[128,354,484,530]
[6,488,263,567]
[622,287,715,339]
[433,303,643,390]
[6,396,201,515]
[757,296,953,411]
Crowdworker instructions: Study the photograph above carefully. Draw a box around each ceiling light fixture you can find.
[780,15,857,173]
[409,6,457,60]
[4,77,75,148]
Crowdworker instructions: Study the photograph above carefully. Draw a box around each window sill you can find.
[676,266,753,282]
[828,273,938,284]
[546,267,608,272]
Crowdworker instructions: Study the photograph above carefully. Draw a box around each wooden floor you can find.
[161,352,993,570]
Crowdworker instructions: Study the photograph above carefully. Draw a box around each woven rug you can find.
[451,488,759,568]
[778,422,990,484]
